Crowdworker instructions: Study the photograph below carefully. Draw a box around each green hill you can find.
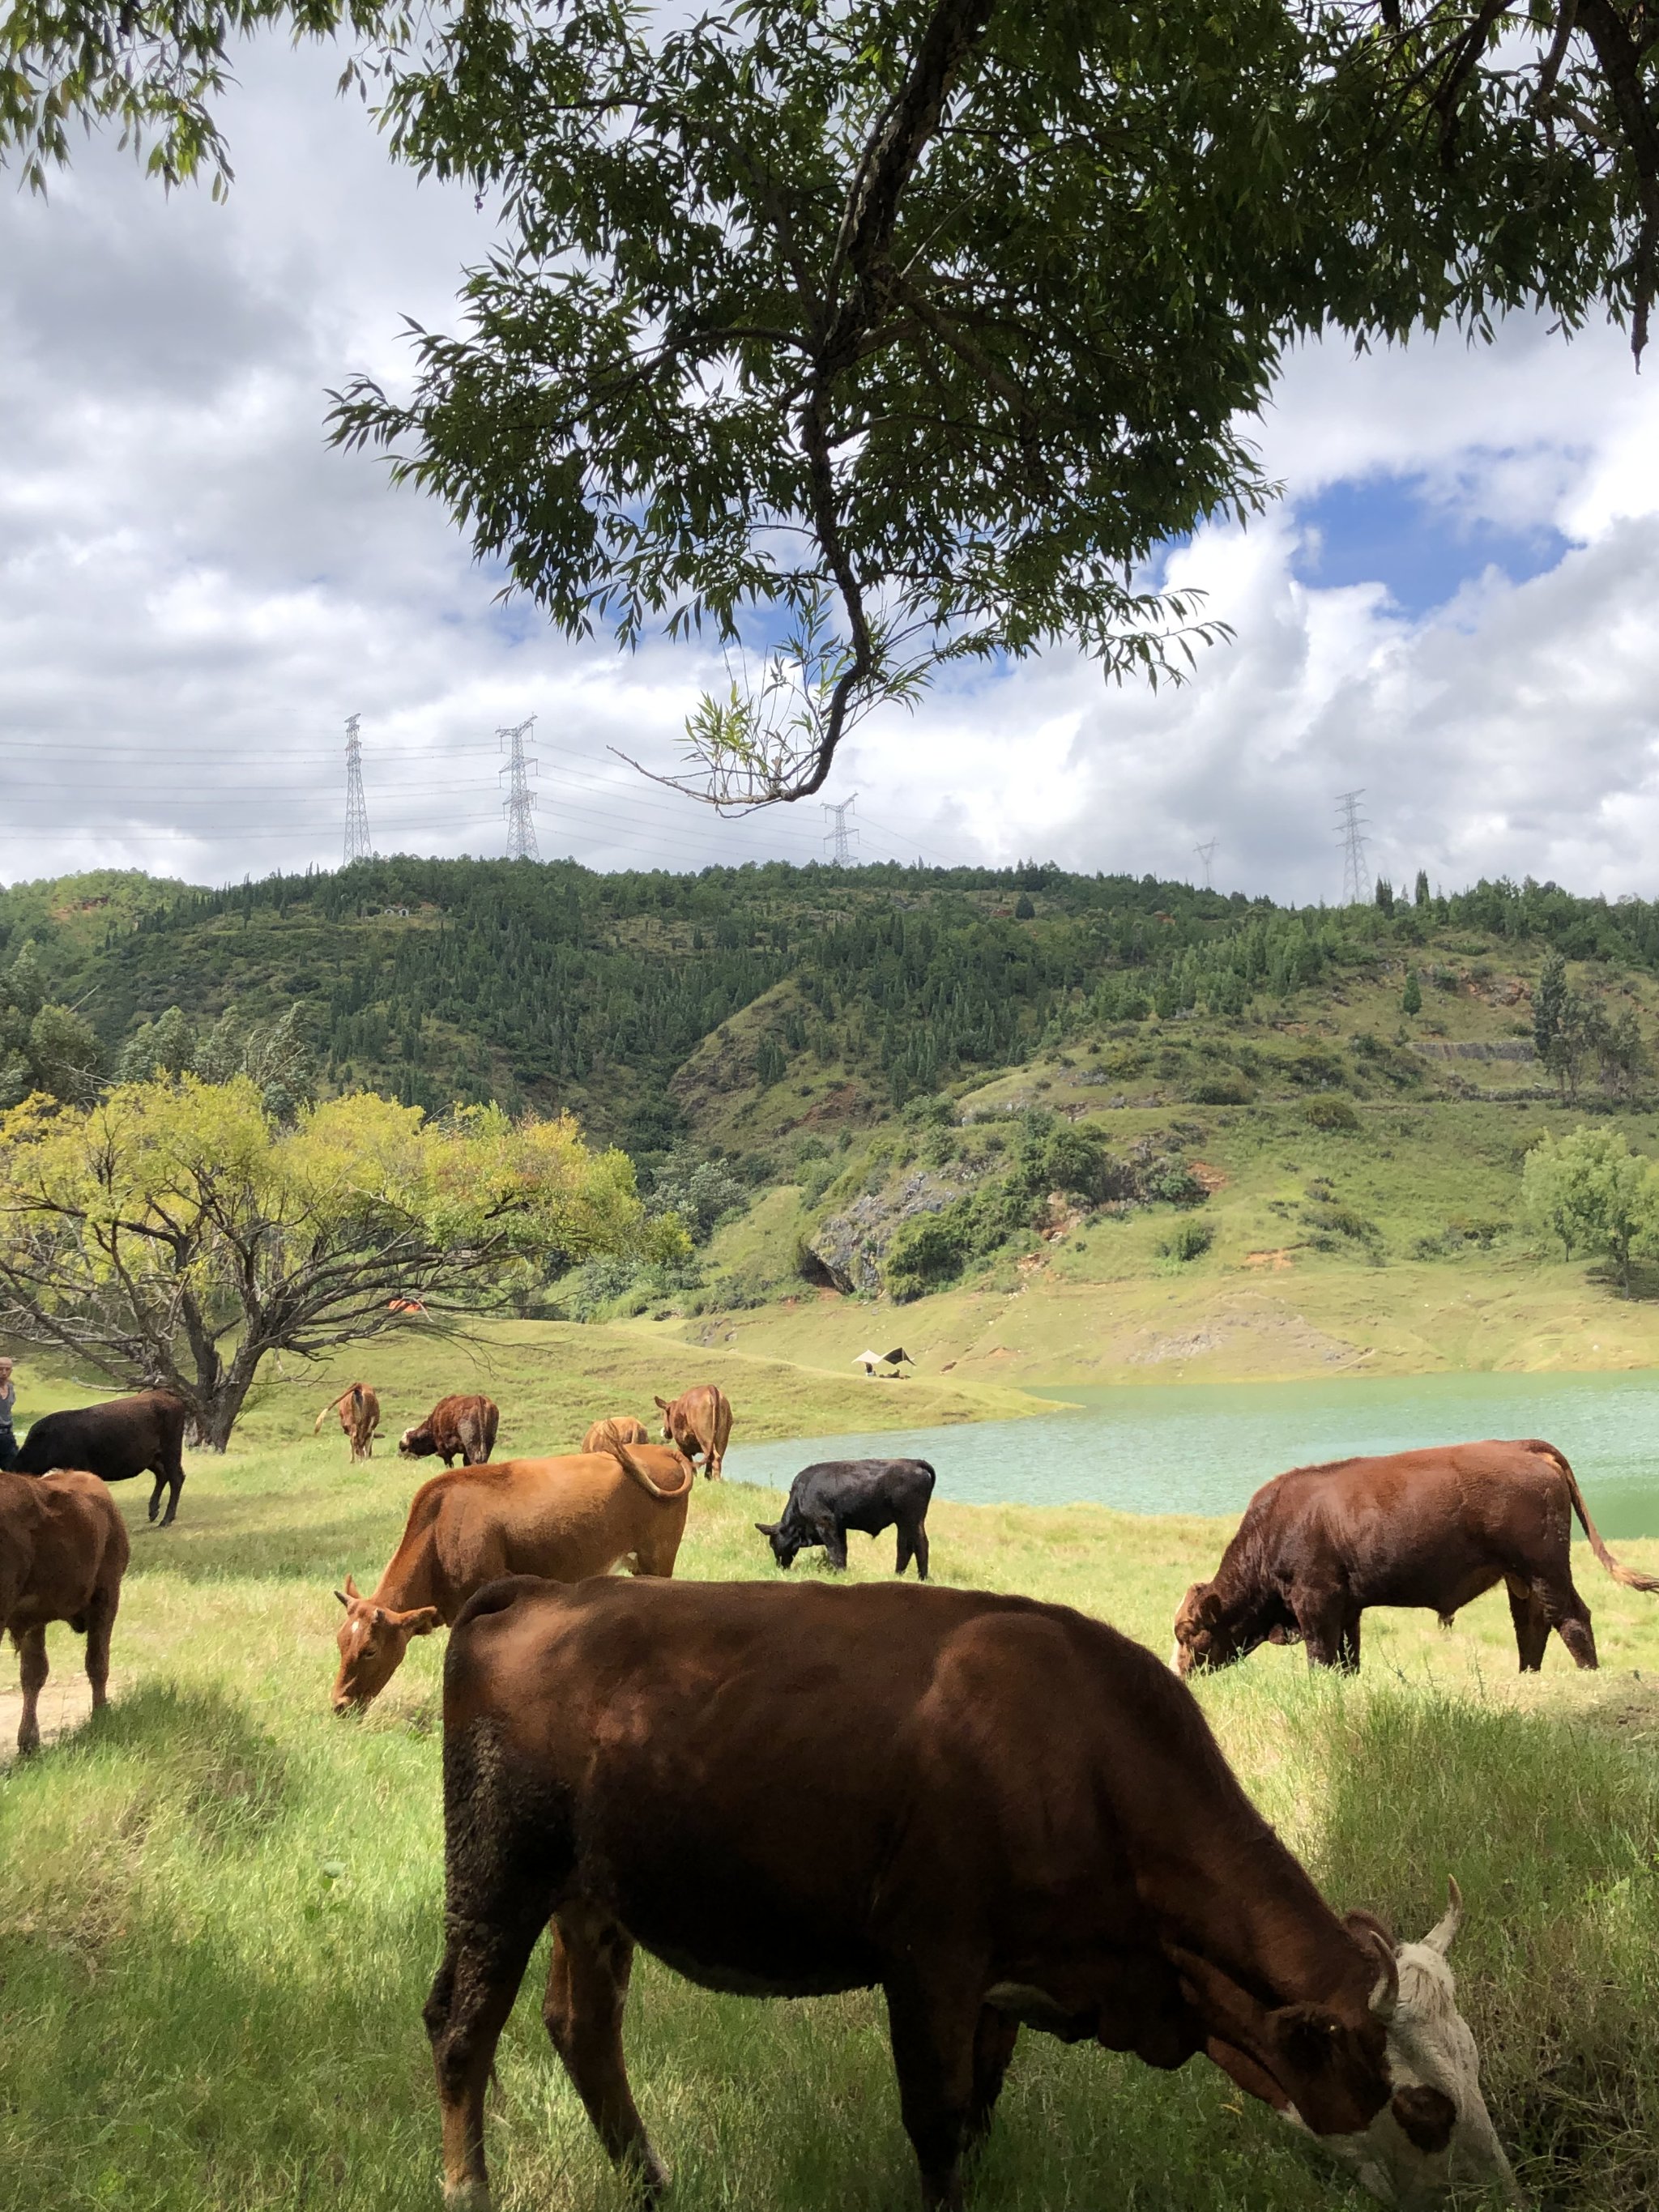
[9,855,1659,1379]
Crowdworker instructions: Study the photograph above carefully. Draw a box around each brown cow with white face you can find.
[424,1578,1515,2212]
[1173,1438,1658,1677]
[654,1383,732,1480]
[1,1468,129,1757]
[314,1383,380,1463]
[399,1394,499,1468]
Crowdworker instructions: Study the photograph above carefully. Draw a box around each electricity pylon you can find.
[822,795,859,865]
[343,715,371,864]
[499,718,541,861]
[1334,790,1371,906]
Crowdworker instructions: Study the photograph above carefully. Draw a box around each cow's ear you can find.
[655,1396,671,1412]
[344,1573,362,1600]
[1390,2085,1456,2154]
[1197,1588,1225,1627]
[402,1606,441,1637]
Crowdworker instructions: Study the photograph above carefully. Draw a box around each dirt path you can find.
[0,1669,127,1766]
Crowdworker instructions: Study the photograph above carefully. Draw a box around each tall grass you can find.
[5,1432,1659,2210]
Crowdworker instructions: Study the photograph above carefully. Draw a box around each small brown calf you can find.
[314,1383,380,1463]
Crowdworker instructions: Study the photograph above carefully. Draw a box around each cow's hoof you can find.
[442,2180,491,2212]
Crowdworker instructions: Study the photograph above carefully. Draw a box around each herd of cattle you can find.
[5,1379,1655,2210]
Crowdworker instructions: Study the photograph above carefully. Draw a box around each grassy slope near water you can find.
[4,1414,1659,2212]
[696,1097,1659,1385]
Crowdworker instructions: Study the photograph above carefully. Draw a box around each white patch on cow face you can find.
[1282,1916,1522,2209]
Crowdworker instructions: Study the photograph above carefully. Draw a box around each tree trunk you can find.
[194,1349,265,1451]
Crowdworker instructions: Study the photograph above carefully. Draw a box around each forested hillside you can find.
[9,857,1659,1149]
[8,856,1659,1375]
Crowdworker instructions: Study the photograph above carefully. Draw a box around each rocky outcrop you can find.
[804,1165,980,1296]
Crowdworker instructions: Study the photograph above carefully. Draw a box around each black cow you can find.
[15,1390,190,1528]
[757,1456,935,1577]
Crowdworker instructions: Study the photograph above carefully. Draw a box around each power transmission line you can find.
[1194,837,1218,889]
[343,714,371,864]
[1334,789,1371,906]
[499,717,541,861]
[822,793,859,865]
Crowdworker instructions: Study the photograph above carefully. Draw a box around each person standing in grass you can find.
[0,1358,18,1469]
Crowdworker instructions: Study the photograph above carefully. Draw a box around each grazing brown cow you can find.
[1173,1437,1659,1677]
[581,1416,651,1455]
[399,1395,500,1468]
[1,1468,129,1757]
[331,1444,693,1711]
[15,1390,190,1527]
[425,1577,1512,2212]
[314,1383,380,1463]
[654,1383,732,1480]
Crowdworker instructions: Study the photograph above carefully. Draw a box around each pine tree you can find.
[1414,870,1431,908]
[1534,949,1567,1069]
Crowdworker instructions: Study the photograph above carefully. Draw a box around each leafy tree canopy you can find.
[0,1074,685,1442]
[1521,1124,1659,1294]
[6,0,1658,799]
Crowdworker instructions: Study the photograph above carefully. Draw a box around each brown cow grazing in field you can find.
[400,1395,500,1468]
[1,1468,129,1757]
[15,1390,190,1528]
[331,1444,694,1711]
[1173,1438,1659,1677]
[581,1416,651,1455]
[314,1383,380,1462]
[654,1383,732,1479]
[426,1577,1512,2212]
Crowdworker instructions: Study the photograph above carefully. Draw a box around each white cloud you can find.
[3,35,1658,898]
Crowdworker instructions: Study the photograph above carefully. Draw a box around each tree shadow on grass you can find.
[121,1497,415,1587]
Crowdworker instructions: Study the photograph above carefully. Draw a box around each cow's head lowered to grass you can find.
[1284,1883,1521,2208]
[331,1575,439,1713]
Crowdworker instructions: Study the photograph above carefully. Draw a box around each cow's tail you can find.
[612,1441,694,1502]
[1537,1440,1659,1592]
[313,1392,349,1435]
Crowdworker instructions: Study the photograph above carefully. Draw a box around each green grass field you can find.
[6,1357,1659,2212]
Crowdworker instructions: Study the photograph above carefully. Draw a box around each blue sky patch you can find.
[1291,474,1571,617]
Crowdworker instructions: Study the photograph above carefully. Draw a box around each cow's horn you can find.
[1363,1928,1398,2022]
[1423,1876,1463,1957]
[335,1588,350,1607]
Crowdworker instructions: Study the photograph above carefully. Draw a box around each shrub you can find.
[1188,1072,1252,1105]
[885,1209,972,1301]
[1158,1217,1214,1263]
[1145,1160,1207,1207]
[1304,1095,1359,1132]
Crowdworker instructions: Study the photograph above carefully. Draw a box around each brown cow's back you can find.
[429,1576,1422,2210]
[407,1393,500,1466]
[582,1416,651,1455]
[0,1469,129,1754]
[0,1469,129,1627]
[657,1384,733,1480]
[395,1451,694,1617]
[1176,1437,1648,1673]
[332,1447,697,1711]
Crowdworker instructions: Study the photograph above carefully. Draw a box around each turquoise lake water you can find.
[723,1370,1659,1536]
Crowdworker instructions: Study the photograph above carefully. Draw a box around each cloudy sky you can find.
[3,35,1657,904]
